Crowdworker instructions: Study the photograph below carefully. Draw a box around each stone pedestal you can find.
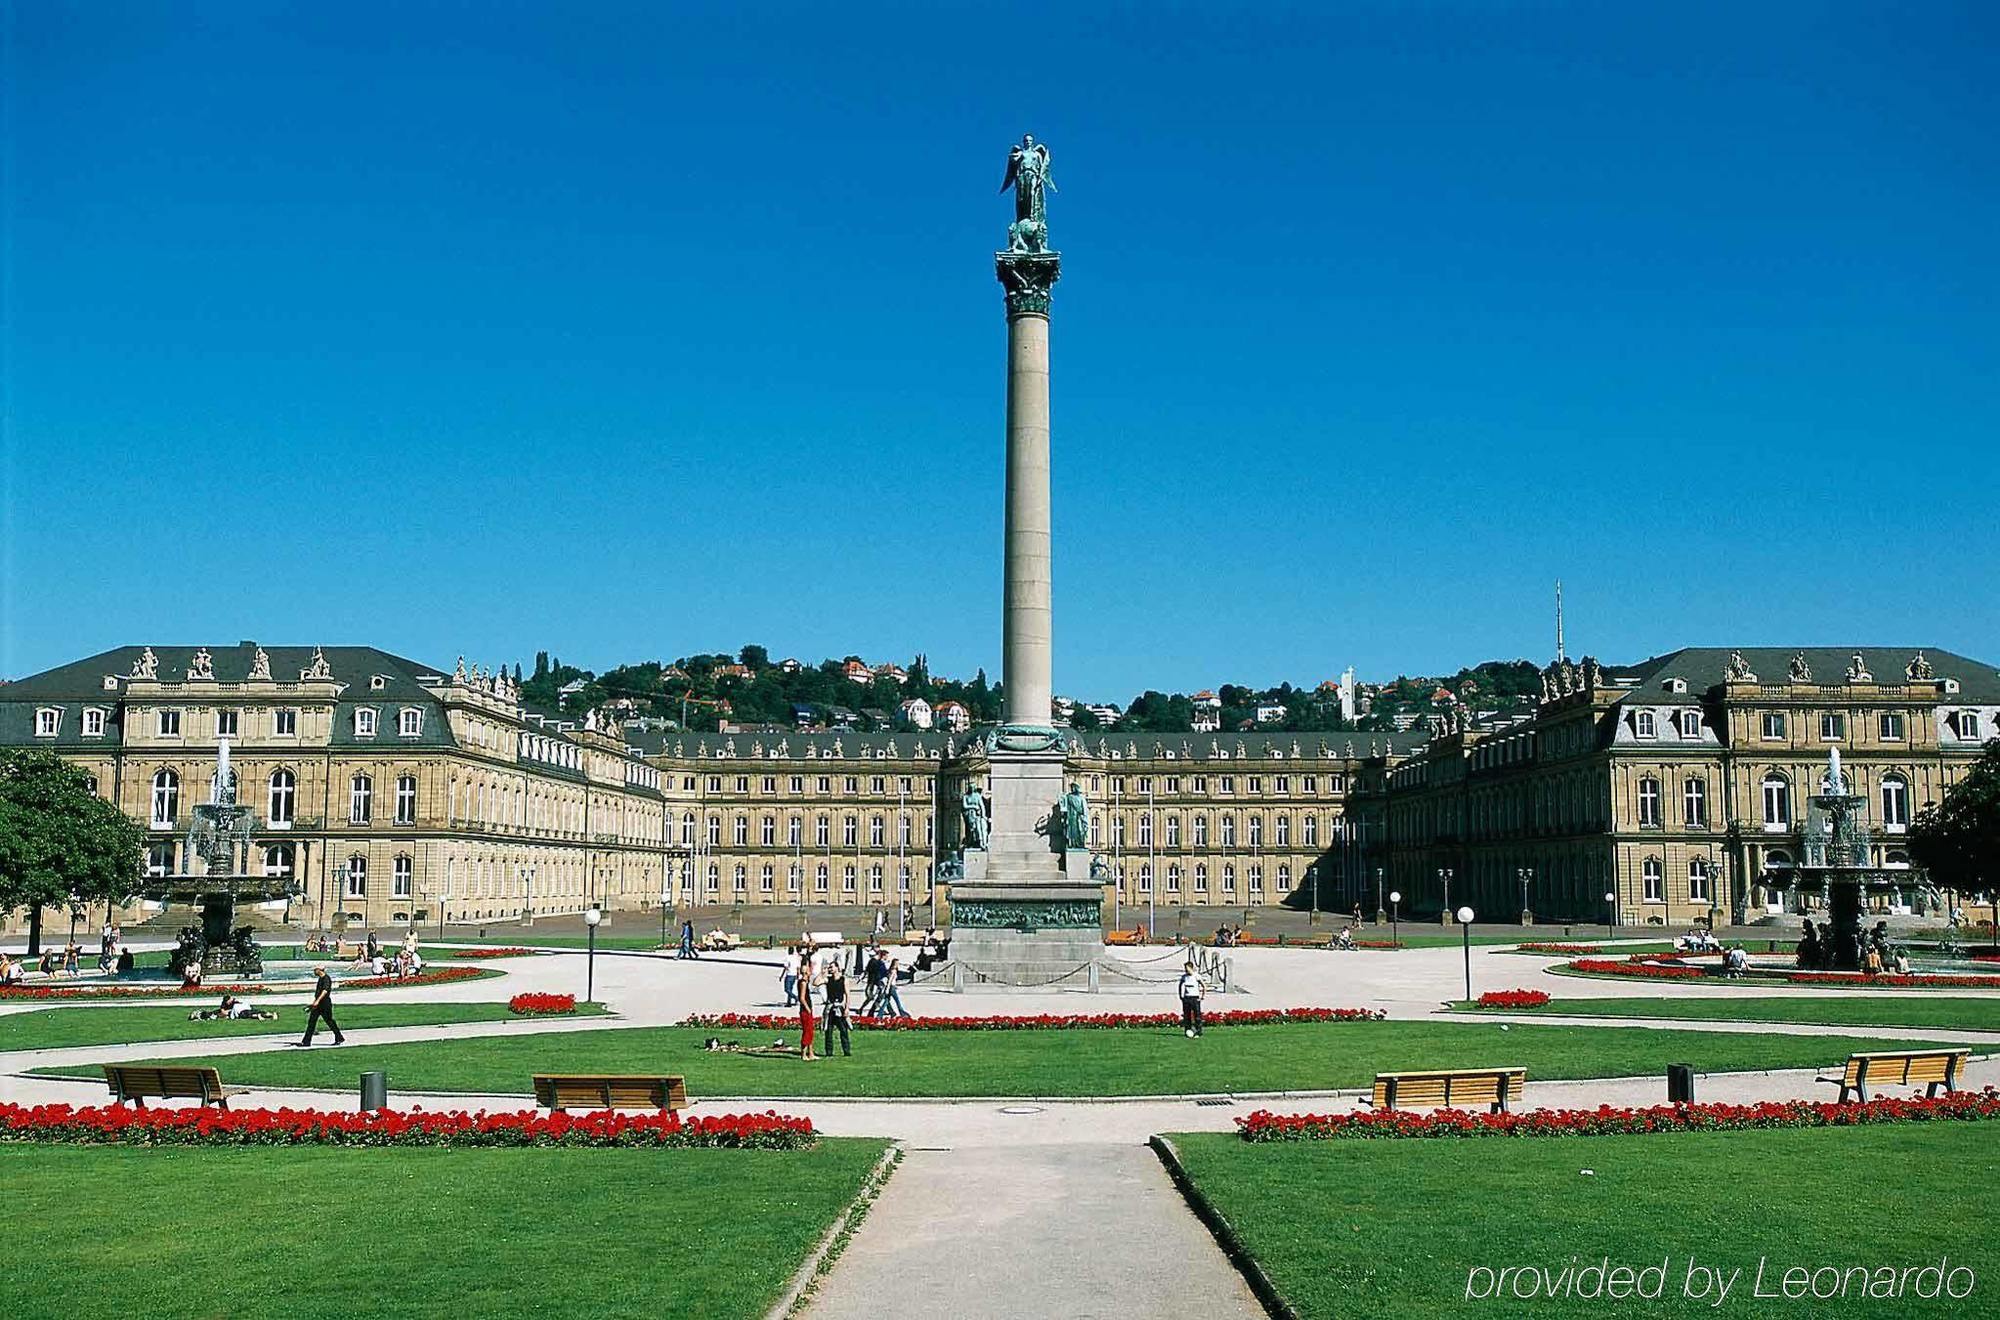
[948,745,1104,987]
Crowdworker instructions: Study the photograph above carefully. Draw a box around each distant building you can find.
[872,663,908,685]
[828,706,861,729]
[842,660,873,685]
[1254,700,1288,724]
[778,658,803,674]
[557,678,590,707]
[791,703,819,730]
[1084,703,1122,726]
[933,700,973,733]
[899,697,935,729]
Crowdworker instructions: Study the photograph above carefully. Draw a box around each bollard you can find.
[1087,961,1100,993]
[1667,1063,1694,1105]
[951,960,964,992]
[360,1070,389,1113]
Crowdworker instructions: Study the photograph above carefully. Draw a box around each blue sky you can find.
[3,3,1994,699]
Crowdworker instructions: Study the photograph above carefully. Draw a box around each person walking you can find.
[296,965,345,1047]
[821,958,852,1058]
[881,956,912,1019]
[797,952,818,1061]
[678,920,697,960]
[862,946,889,1017]
[1178,960,1206,1038]
[780,946,802,1007]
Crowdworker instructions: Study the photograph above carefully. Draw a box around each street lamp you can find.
[660,885,672,950]
[1517,866,1534,926]
[1457,905,1476,1002]
[1307,863,1319,927]
[1389,890,1402,947]
[584,906,602,1002]
[67,889,82,945]
[1604,890,1617,939]
[437,881,450,940]
[1437,867,1454,927]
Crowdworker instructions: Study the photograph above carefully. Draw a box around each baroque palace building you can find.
[5,641,1992,932]
[1382,646,1997,927]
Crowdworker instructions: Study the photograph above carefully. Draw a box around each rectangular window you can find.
[1688,863,1710,902]
[1643,861,1664,903]
[354,708,377,737]
[1635,711,1656,737]
[34,708,60,737]
[1683,779,1707,828]
[158,709,182,736]
[395,777,417,825]
[1761,712,1785,740]
[216,709,240,737]
[763,776,777,794]
[790,776,804,794]
[1637,779,1661,828]
[399,708,422,737]
[275,708,298,736]
[83,708,105,737]
[349,777,372,824]
[393,856,413,899]
[344,857,367,899]
[1879,712,1905,740]
[1819,712,1845,740]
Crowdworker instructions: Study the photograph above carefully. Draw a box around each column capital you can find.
[996,250,1062,317]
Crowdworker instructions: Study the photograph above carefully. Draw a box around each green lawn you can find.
[47,1020,1967,1098]
[1166,1123,1996,1319]
[1456,995,2000,1032]
[0,1001,606,1052]
[0,1140,886,1319]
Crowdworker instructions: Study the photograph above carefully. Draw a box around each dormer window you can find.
[82,708,106,738]
[354,708,378,737]
[1956,710,1982,739]
[398,707,423,737]
[1678,711,1701,737]
[1634,710,1656,738]
[34,707,61,737]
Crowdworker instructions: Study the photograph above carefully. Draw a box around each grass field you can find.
[0,1001,606,1052]
[1166,1123,1997,1319]
[0,1140,886,1319]
[1457,995,2000,1031]
[44,1020,1964,1097]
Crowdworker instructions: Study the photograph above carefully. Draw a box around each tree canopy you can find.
[0,750,147,950]
[1911,738,2000,899]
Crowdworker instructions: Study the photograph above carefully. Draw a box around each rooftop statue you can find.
[1000,134,1055,252]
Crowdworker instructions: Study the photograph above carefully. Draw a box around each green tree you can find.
[739,644,769,671]
[1911,739,2000,925]
[0,750,146,956]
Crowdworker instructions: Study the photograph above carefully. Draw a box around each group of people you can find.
[350,930,424,979]
[781,940,919,1060]
[189,993,276,1022]
[1796,918,1911,975]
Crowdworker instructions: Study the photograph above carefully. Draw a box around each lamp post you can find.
[67,889,81,946]
[1437,867,1453,926]
[437,882,450,940]
[1374,866,1384,925]
[1518,866,1534,926]
[1457,905,1475,1002]
[1604,889,1617,938]
[584,906,602,1002]
[1307,864,1319,927]
[1389,890,1402,947]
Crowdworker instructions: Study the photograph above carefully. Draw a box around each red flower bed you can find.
[1570,957,2000,990]
[1518,943,1602,954]
[509,992,577,1016]
[1238,1089,2000,1142]
[1475,989,1551,1009]
[1568,957,1707,980]
[0,1103,814,1149]
[681,1006,1386,1032]
[0,964,491,1001]
[448,948,537,959]
[1354,940,1404,950]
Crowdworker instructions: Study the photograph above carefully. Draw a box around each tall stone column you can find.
[1000,268,1057,728]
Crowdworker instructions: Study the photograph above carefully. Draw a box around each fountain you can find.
[144,739,298,976]
[1762,747,1913,971]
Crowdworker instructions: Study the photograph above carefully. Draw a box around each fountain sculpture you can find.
[145,739,298,976]
[1762,747,1913,971]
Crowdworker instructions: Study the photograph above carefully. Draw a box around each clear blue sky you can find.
[3,3,1994,699]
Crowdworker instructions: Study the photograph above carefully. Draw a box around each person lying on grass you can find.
[189,994,277,1022]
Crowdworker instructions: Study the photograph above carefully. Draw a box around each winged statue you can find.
[1000,134,1055,251]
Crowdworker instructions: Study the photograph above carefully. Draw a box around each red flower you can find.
[1475,989,1551,1009]
[1236,1089,2000,1142]
[449,948,538,959]
[1518,943,1601,954]
[0,1103,815,1149]
[679,1007,1387,1032]
[509,992,578,1016]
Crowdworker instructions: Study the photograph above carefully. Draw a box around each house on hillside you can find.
[778,657,803,674]
[1085,703,1121,726]
[1254,700,1288,724]
[933,700,972,733]
[899,697,934,729]
[842,659,873,685]
[872,663,908,685]
[1192,690,1221,732]
[791,703,820,730]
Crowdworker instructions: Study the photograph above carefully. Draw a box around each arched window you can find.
[395,774,417,825]
[349,774,373,824]
[1761,774,1791,828]
[1880,775,1910,829]
[814,863,829,893]
[1138,862,1153,893]
[1194,863,1209,892]
[393,854,414,898]
[869,815,885,847]
[1165,815,1182,847]
[868,863,883,891]
[145,841,176,877]
[681,812,695,846]
[1642,856,1663,902]
[733,815,749,846]
[706,815,722,847]
[1193,815,1210,847]
[263,843,295,881]
[1682,777,1707,828]
[1275,815,1290,847]
[267,770,295,826]
[150,769,180,827]
[1277,862,1291,889]
[1137,813,1153,847]
[1220,817,1237,848]
[1247,816,1263,848]
[1222,863,1237,893]
[761,815,776,846]
[1637,778,1661,827]
[1303,814,1318,847]
[1166,863,1183,892]
[733,863,747,891]
[344,854,368,898]
[842,815,858,847]
[815,815,830,847]
[1688,859,1710,902]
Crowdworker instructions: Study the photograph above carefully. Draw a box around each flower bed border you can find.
[509,992,578,1016]
[0,1102,815,1149]
[1474,989,1551,1009]
[448,948,538,960]
[0,965,494,1002]
[682,1007,1386,1032]
[1238,1089,2000,1142]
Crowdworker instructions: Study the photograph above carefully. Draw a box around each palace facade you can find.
[5,641,1992,933]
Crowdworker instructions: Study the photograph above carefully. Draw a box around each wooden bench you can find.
[1820,1048,1971,1104]
[103,1064,247,1110]
[532,1074,688,1113]
[1369,1067,1526,1113]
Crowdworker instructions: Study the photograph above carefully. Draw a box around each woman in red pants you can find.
[797,946,818,1061]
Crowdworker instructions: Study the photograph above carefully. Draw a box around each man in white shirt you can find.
[1178,962,1206,1038]
[780,948,802,1007]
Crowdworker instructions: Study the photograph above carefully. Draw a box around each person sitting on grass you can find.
[1336,925,1355,950]
[1723,945,1749,977]
[0,953,19,985]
